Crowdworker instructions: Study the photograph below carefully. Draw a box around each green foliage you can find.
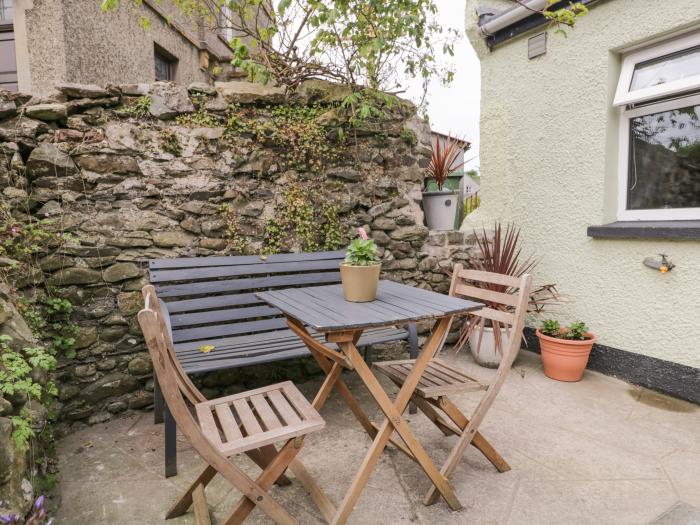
[0,335,57,451]
[540,319,561,337]
[219,203,249,254]
[344,237,380,266]
[175,93,221,127]
[121,96,151,118]
[159,129,182,156]
[543,1,588,37]
[224,104,339,173]
[565,321,589,340]
[262,182,343,254]
[540,319,591,340]
[44,297,79,358]
[400,128,417,147]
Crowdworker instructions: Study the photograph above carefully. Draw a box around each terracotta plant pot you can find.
[536,329,596,382]
[340,263,381,302]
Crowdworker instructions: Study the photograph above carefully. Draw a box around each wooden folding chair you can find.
[373,265,532,506]
[138,286,334,525]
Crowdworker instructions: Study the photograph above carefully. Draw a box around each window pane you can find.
[0,0,12,22]
[628,103,700,210]
[630,45,700,91]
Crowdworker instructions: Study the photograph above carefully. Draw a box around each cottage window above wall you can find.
[614,32,700,221]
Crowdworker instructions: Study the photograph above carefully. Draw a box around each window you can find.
[0,0,16,92]
[615,32,700,221]
[154,44,177,81]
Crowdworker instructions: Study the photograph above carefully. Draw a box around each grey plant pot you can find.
[422,190,458,231]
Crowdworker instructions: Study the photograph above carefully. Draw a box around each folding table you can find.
[257,280,482,524]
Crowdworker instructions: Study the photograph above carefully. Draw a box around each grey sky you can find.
[405,1,481,170]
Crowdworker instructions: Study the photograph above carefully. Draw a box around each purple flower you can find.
[34,496,45,510]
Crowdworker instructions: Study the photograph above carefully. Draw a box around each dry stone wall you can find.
[0,80,478,429]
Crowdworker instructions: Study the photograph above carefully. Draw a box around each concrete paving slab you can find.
[53,350,698,524]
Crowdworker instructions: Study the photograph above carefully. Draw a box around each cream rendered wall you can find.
[464,0,700,369]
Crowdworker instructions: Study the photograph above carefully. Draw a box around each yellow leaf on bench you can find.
[199,345,215,353]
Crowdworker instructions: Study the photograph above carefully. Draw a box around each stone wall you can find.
[0,79,477,430]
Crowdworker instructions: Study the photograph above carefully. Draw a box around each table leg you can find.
[331,317,462,525]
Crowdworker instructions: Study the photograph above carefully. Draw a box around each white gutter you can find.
[478,0,550,36]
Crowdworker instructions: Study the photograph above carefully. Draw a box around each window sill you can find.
[587,221,700,240]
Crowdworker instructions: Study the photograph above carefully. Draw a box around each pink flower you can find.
[358,227,368,240]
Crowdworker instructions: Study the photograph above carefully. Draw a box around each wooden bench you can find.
[148,250,419,477]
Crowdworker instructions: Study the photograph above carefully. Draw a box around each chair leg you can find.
[407,324,419,414]
[166,465,217,519]
[247,445,292,486]
[164,405,178,478]
[154,371,164,424]
[435,397,510,473]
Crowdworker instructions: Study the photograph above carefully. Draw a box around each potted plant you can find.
[536,320,596,381]
[340,227,381,302]
[455,223,562,368]
[423,135,465,231]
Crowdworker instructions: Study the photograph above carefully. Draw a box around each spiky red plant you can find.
[426,135,465,191]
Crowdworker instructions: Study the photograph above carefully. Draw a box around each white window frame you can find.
[614,31,700,107]
[616,33,700,221]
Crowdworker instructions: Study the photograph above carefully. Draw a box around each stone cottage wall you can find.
[0,80,477,429]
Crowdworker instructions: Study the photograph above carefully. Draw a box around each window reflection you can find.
[630,45,700,91]
[0,0,11,22]
[628,103,700,210]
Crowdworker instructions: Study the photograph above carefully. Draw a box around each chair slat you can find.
[233,398,263,437]
[214,403,243,442]
[267,390,302,425]
[453,283,519,307]
[471,306,515,327]
[171,318,289,343]
[457,268,522,289]
[196,405,223,447]
[250,394,283,431]
[165,293,262,314]
[170,305,281,328]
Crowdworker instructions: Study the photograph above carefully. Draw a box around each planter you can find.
[422,190,458,231]
[469,325,513,368]
[340,263,381,302]
[536,329,596,382]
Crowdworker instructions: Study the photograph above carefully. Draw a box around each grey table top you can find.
[256,280,483,332]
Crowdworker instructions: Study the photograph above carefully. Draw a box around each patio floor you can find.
[53,350,700,525]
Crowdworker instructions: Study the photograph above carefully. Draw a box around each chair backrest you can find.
[138,289,222,463]
[148,251,345,347]
[449,264,532,367]
[141,285,205,404]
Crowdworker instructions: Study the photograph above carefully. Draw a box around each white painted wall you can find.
[464,0,700,368]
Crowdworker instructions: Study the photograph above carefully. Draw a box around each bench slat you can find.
[149,250,345,270]
[169,305,281,328]
[165,293,262,314]
[150,259,341,283]
[171,318,289,343]
[155,271,341,298]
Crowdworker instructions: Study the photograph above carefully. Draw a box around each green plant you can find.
[540,319,561,337]
[121,95,151,118]
[175,93,221,127]
[539,319,591,341]
[44,297,79,358]
[219,203,249,254]
[0,335,57,450]
[400,128,417,147]
[159,129,182,156]
[344,228,380,266]
[426,135,465,191]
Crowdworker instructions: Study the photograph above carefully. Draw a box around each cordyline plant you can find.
[426,135,466,191]
[455,223,563,357]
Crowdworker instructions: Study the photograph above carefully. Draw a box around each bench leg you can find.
[407,323,419,414]
[153,371,164,425]
[164,404,177,478]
